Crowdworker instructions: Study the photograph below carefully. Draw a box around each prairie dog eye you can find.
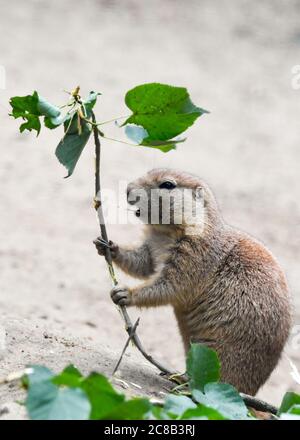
[159,181,177,190]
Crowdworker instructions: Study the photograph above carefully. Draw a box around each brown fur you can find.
[95,168,292,395]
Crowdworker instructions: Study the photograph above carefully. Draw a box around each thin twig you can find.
[112,318,140,376]
[91,111,174,377]
[97,115,130,126]
[101,135,137,147]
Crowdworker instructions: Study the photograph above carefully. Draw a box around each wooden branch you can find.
[91,112,174,377]
[112,318,140,376]
[240,393,278,415]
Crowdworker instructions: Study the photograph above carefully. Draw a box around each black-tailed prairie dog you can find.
[94,168,291,395]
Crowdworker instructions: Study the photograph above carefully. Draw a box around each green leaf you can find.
[26,382,90,420]
[141,138,182,153]
[55,117,91,177]
[10,91,39,117]
[44,113,68,129]
[288,404,300,415]
[9,91,66,135]
[40,95,68,129]
[192,382,248,420]
[52,364,83,388]
[82,91,100,118]
[123,83,208,149]
[125,124,148,144]
[150,405,172,420]
[125,124,184,152]
[181,405,228,420]
[54,91,100,177]
[186,344,220,391]
[26,365,55,386]
[103,398,152,420]
[37,96,61,118]
[278,392,300,415]
[163,395,196,418]
[10,91,41,134]
[80,372,125,420]
[20,114,41,134]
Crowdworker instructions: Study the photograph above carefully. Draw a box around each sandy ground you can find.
[1,0,300,418]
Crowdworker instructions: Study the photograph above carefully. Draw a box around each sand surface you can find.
[1,0,300,418]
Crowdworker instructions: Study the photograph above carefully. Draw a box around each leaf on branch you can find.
[125,124,185,152]
[192,382,248,420]
[123,83,208,151]
[124,124,148,144]
[9,91,42,134]
[55,120,91,178]
[278,391,300,415]
[55,91,100,177]
[186,343,220,391]
[82,91,100,117]
[9,91,66,135]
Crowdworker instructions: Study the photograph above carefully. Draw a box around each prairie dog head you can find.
[126,168,219,233]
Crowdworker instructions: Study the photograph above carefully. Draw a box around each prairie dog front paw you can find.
[110,286,132,306]
[93,238,119,258]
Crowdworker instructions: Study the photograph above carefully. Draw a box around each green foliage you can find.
[21,344,268,420]
[79,372,125,420]
[181,405,227,420]
[288,404,300,415]
[55,119,91,178]
[27,385,91,420]
[102,399,152,420]
[278,391,300,415]
[26,365,54,385]
[9,91,64,135]
[192,383,248,420]
[9,83,208,174]
[163,394,197,417]
[52,364,82,387]
[123,83,208,152]
[25,365,90,420]
[187,343,220,391]
[125,124,185,152]
[186,344,248,420]
[9,89,99,177]
[53,91,99,177]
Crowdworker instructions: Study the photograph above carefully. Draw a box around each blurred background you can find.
[0,0,300,404]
